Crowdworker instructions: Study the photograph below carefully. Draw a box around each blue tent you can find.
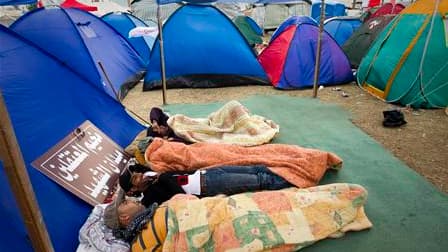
[10,7,146,100]
[0,24,144,251]
[324,16,361,46]
[102,11,157,66]
[311,0,346,22]
[143,4,269,90]
[258,16,353,89]
[0,0,34,5]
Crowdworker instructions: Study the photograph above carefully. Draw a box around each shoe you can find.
[383,110,407,128]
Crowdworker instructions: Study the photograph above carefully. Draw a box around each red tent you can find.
[368,0,381,7]
[368,3,405,20]
[368,0,398,8]
[60,0,98,12]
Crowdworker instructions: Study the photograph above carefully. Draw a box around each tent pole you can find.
[157,4,168,105]
[98,61,121,101]
[97,61,150,125]
[312,0,326,98]
[0,91,54,252]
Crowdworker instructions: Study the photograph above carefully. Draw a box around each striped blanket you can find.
[162,183,372,251]
[167,100,280,146]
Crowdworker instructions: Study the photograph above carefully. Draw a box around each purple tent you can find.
[258,16,353,89]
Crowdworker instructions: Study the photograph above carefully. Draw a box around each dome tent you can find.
[0,24,144,251]
[143,4,269,90]
[311,0,346,22]
[366,2,406,21]
[102,11,156,66]
[10,7,145,100]
[233,15,263,47]
[258,16,353,89]
[323,16,362,46]
[357,0,448,108]
[342,15,396,68]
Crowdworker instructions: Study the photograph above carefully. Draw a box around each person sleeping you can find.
[117,159,295,208]
[147,107,187,143]
[103,184,372,252]
[126,101,281,161]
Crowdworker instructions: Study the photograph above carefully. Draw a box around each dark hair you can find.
[119,164,148,192]
[149,107,169,127]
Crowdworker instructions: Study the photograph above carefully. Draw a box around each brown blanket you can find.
[145,138,343,188]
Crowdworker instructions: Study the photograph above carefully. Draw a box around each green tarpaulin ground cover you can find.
[163,95,448,251]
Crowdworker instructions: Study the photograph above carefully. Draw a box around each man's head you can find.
[151,120,169,137]
[119,163,153,196]
[117,199,146,227]
[104,188,146,229]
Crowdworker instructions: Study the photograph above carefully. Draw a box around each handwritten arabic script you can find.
[32,121,130,206]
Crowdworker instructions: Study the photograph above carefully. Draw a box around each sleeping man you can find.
[117,160,295,208]
[104,183,372,252]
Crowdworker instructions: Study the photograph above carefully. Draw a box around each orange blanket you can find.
[145,138,343,188]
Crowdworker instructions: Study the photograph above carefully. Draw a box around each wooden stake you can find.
[157,4,168,105]
[313,0,326,98]
[0,91,54,252]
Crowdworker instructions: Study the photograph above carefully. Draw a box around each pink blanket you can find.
[145,138,342,188]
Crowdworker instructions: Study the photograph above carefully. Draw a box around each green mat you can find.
[164,95,448,251]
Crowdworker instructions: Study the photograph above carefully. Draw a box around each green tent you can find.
[233,15,263,46]
[357,0,448,108]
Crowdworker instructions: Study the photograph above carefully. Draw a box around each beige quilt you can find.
[167,100,280,146]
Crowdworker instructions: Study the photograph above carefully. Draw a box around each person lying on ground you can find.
[103,183,372,252]
[147,107,187,143]
[118,159,294,208]
[144,138,343,189]
[163,100,279,146]
[125,107,188,163]
[127,101,280,156]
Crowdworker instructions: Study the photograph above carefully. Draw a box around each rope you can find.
[404,0,441,107]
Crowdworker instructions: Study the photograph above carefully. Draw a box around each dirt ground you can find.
[123,82,448,194]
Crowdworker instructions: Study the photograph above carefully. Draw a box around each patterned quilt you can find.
[162,183,372,252]
[167,100,280,146]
